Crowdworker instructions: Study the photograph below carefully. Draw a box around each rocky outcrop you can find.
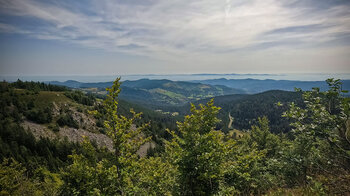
[21,120,154,157]
[22,120,113,151]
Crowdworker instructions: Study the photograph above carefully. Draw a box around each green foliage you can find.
[61,139,120,195]
[222,118,282,194]
[248,117,280,157]
[282,78,350,185]
[216,90,302,133]
[93,98,179,145]
[10,79,68,92]
[0,80,104,173]
[223,144,267,195]
[164,100,281,195]
[61,78,154,195]
[25,106,53,124]
[0,158,32,195]
[57,113,79,129]
[165,99,227,195]
[128,157,178,195]
[0,158,62,196]
[0,81,75,127]
[64,91,96,106]
[48,123,60,132]
[35,167,63,196]
[103,78,151,175]
[0,119,86,172]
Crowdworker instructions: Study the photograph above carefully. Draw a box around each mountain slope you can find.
[0,80,181,163]
[180,90,303,133]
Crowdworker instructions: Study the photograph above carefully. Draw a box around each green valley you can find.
[50,79,246,107]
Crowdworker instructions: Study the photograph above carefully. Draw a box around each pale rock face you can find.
[22,101,154,156]
[22,120,154,157]
[21,120,114,151]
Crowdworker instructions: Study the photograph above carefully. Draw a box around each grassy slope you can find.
[15,89,71,109]
[14,89,98,133]
[92,79,245,107]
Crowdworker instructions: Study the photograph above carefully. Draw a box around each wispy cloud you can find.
[0,0,349,61]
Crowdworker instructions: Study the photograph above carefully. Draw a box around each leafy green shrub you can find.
[0,158,62,196]
[64,91,95,106]
[25,107,52,124]
[282,78,350,185]
[57,113,79,129]
[48,124,60,132]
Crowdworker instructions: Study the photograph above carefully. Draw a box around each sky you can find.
[0,0,350,76]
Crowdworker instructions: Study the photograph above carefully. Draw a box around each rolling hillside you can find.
[46,78,307,134]
[0,81,179,158]
[177,90,303,133]
[49,79,246,106]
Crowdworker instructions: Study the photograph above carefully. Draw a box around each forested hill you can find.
[0,80,179,165]
[193,78,350,94]
[175,90,303,133]
[12,79,307,134]
[49,79,246,106]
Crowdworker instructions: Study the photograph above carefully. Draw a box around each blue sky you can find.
[0,0,349,75]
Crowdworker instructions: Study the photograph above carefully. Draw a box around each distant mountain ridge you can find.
[48,80,112,88]
[192,78,350,94]
[48,79,246,106]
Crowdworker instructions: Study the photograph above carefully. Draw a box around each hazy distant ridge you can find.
[192,78,350,94]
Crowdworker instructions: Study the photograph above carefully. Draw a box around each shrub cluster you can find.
[57,113,79,129]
